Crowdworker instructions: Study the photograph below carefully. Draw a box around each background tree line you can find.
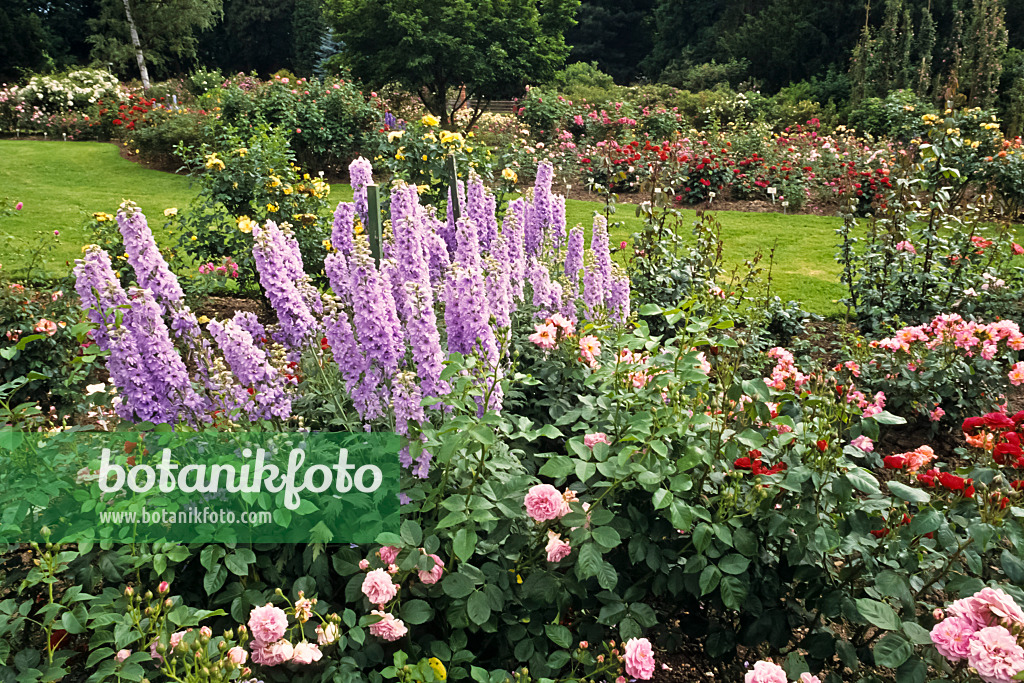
[1,0,1022,114]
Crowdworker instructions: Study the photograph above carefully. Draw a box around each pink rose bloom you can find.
[584,433,611,448]
[1010,362,1024,386]
[745,660,787,683]
[850,435,874,452]
[623,637,656,680]
[418,554,445,584]
[930,406,946,421]
[115,649,131,663]
[316,622,339,645]
[251,639,294,666]
[15,202,23,210]
[524,484,569,522]
[930,616,975,661]
[368,610,408,641]
[950,588,1024,630]
[291,641,323,665]
[157,580,170,594]
[248,604,288,643]
[359,559,370,570]
[545,530,572,563]
[361,568,398,605]
[379,545,400,565]
[227,646,247,665]
[799,674,821,683]
[967,626,1024,683]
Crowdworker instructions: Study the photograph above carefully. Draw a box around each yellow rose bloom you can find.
[428,658,447,681]
[267,204,279,213]
[502,168,518,184]
[395,147,406,160]
[237,216,256,233]
[422,154,428,161]
[236,148,248,157]
[204,153,225,171]
[421,114,440,126]
[93,212,113,222]
[283,186,293,195]
[422,131,437,142]
[163,208,178,217]
[439,131,463,145]
[197,315,210,324]
[387,130,405,143]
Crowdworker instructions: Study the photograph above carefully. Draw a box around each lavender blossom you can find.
[564,225,584,289]
[550,195,566,252]
[349,157,374,226]
[116,201,197,338]
[73,246,129,351]
[485,236,513,330]
[503,199,527,300]
[528,259,559,315]
[232,311,266,344]
[331,202,357,255]
[608,273,631,325]
[583,214,613,321]
[252,221,316,349]
[208,318,291,421]
[348,238,405,378]
[117,288,204,424]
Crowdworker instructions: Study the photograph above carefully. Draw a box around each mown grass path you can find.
[0,140,846,314]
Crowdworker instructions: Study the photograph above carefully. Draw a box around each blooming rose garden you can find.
[2,67,1024,683]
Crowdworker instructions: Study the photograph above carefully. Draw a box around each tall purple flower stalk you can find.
[74,246,129,351]
[609,273,631,324]
[583,214,613,321]
[116,201,198,338]
[349,157,374,226]
[252,221,317,349]
[117,288,204,424]
[551,195,566,252]
[331,202,357,255]
[208,318,291,421]
[503,199,527,300]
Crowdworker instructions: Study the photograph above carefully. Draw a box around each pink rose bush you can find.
[369,610,408,641]
[931,587,1024,682]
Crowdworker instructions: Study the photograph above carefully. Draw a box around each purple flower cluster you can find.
[582,215,613,321]
[208,318,291,420]
[116,201,198,338]
[349,157,374,226]
[252,221,317,349]
[331,202,357,255]
[73,246,129,351]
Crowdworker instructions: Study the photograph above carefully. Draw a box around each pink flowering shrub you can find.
[931,588,1024,682]
[834,314,1023,428]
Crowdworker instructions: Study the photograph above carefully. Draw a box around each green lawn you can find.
[0,140,846,314]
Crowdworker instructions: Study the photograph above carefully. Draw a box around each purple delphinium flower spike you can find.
[232,311,266,345]
[550,194,566,252]
[609,273,631,325]
[208,318,292,421]
[349,157,374,226]
[74,246,129,351]
[331,202,357,255]
[252,220,317,349]
[116,201,198,338]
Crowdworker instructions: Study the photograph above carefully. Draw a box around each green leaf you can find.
[1002,550,1024,584]
[400,520,423,547]
[652,489,671,510]
[577,544,603,580]
[855,598,901,630]
[453,528,477,561]
[873,633,912,668]
[869,410,907,425]
[467,591,490,625]
[718,554,750,575]
[539,456,574,478]
[443,573,475,599]
[699,565,721,596]
[400,599,433,625]
[845,469,880,495]
[592,526,621,549]
[224,552,250,577]
[545,624,572,648]
[720,575,748,610]
[61,610,85,634]
[887,481,930,504]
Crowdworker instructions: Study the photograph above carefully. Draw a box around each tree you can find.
[292,0,324,78]
[87,0,222,80]
[564,0,654,83]
[325,0,579,129]
[963,0,1008,106]
[198,0,294,76]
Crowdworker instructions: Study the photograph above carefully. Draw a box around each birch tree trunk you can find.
[122,0,151,92]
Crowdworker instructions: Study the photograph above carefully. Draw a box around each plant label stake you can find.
[366,183,383,264]
[446,154,461,222]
